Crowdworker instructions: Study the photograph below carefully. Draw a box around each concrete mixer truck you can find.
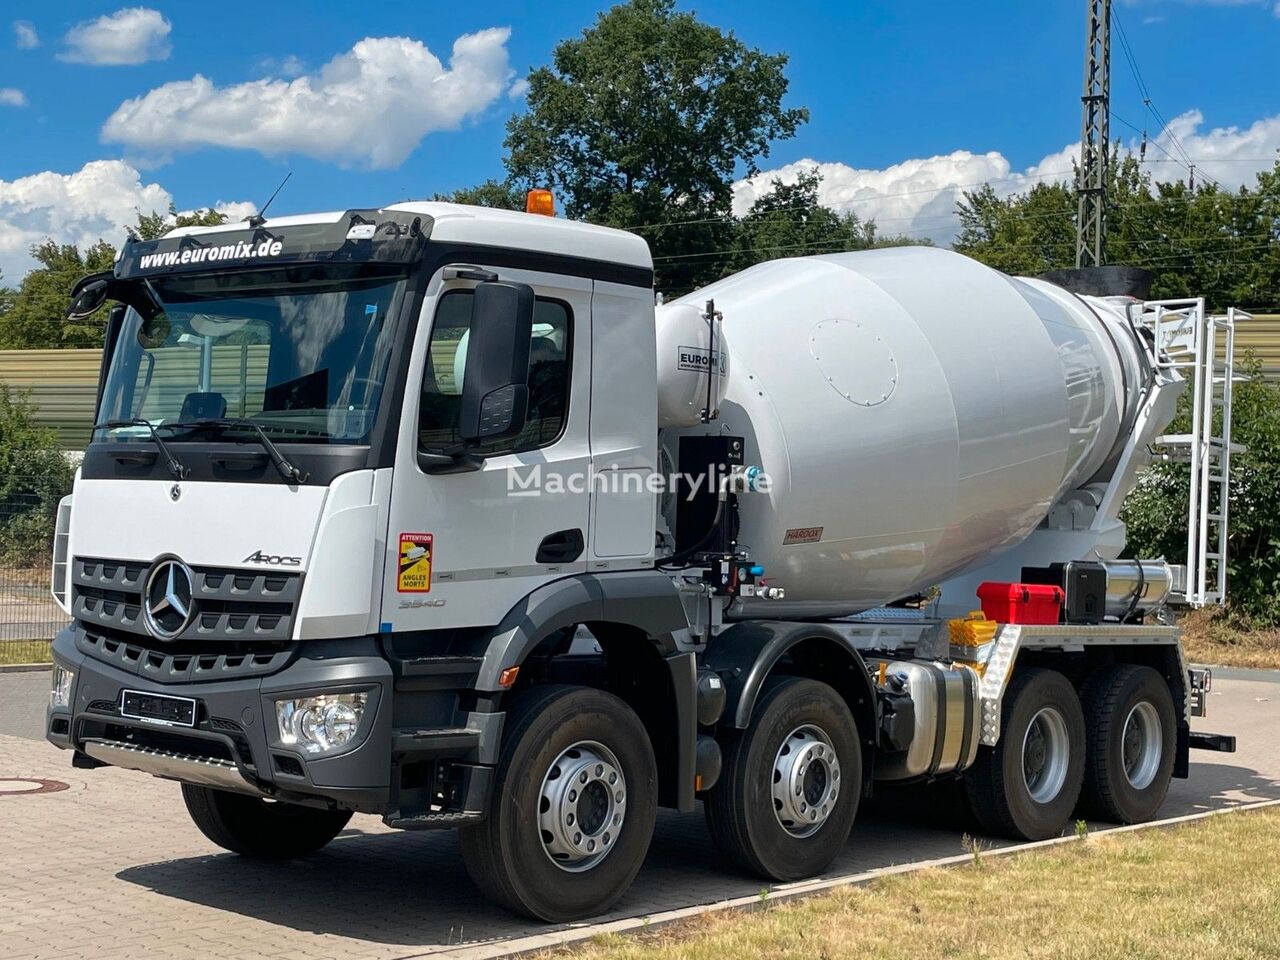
[45,198,1241,921]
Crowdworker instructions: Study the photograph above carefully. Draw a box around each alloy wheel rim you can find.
[538,740,626,872]
[771,724,841,838]
[1022,706,1070,804]
[1122,701,1163,790]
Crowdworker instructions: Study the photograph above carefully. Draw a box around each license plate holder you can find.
[119,689,197,728]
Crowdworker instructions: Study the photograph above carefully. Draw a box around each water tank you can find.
[664,247,1149,617]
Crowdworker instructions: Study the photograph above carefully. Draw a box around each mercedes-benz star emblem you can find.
[169,483,182,502]
[142,557,196,641]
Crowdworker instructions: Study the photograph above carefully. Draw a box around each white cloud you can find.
[278,54,305,78]
[60,7,171,65]
[101,29,514,169]
[0,160,252,281]
[13,20,39,48]
[507,77,530,100]
[210,200,259,223]
[0,88,27,107]
[254,54,305,79]
[734,110,1280,246]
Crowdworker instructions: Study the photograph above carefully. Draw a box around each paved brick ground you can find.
[1,672,1277,960]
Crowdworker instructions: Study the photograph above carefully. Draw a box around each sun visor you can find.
[114,209,433,280]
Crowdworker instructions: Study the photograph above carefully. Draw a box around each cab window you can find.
[418,289,571,454]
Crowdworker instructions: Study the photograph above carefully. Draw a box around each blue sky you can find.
[3,0,1279,279]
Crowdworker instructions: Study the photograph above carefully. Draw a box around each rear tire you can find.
[705,676,861,881]
[964,667,1085,841]
[1078,664,1176,823]
[182,785,351,859]
[459,685,658,922]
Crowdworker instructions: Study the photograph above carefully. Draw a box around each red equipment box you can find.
[976,581,1065,625]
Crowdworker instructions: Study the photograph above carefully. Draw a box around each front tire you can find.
[1078,664,1176,823]
[964,667,1085,841]
[182,785,351,859]
[705,676,862,881]
[459,685,658,922]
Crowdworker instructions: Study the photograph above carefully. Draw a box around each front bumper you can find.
[45,626,490,817]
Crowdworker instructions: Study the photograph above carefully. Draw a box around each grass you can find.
[1181,608,1280,671]
[0,639,51,665]
[551,806,1280,960]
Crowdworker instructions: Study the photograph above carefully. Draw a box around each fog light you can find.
[275,692,369,754]
[50,665,75,709]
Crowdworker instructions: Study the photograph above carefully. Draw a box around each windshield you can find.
[95,265,408,445]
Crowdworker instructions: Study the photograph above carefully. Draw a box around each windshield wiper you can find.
[162,418,310,484]
[94,419,189,480]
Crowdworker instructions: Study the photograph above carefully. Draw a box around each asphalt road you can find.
[2,667,1277,960]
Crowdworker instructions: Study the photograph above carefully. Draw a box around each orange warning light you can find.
[526,189,555,216]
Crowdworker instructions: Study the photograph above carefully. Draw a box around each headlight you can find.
[274,692,369,754]
[50,665,75,709]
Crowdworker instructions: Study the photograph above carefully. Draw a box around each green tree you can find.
[955,155,1280,311]
[0,207,230,350]
[0,240,118,349]
[504,0,807,294]
[136,205,229,241]
[728,171,928,275]
[0,385,75,567]
[432,180,524,210]
[954,180,1076,275]
[0,272,14,321]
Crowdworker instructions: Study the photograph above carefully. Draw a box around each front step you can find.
[385,810,485,830]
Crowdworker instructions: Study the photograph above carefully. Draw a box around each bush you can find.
[1122,357,1280,626]
[0,384,75,568]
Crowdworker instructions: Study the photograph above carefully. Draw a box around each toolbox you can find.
[976,581,1065,625]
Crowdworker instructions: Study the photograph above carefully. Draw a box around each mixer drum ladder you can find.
[1143,299,1247,607]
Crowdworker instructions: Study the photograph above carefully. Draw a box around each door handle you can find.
[537,529,584,564]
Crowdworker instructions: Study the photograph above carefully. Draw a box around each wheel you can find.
[964,667,1085,841]
[1078,664,1176,823]
[705,676,861,881]
[182,785,351,859]
[459,685,658,921]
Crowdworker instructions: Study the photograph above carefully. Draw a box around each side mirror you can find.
[457,281,535,443]
[67,278,110,321]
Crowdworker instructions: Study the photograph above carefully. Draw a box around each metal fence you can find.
[0,492,68,665]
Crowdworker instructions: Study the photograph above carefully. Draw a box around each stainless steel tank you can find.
[666,247,1151,617]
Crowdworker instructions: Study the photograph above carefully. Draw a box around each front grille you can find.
[72,556,301,644]
[76,628,293,684]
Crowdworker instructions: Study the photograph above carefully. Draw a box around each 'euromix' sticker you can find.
[398,533,433,592]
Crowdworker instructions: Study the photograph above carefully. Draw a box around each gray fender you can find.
[476,571,700,811]
[703,621,880,788]
[473,571,687,690]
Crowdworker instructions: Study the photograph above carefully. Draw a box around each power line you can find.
[624,154,1278,238]
[1110,7,1221,189]
[624,167,1080,233]
[651,230,1278,266]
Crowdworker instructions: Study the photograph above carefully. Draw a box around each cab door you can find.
[382,265,592,632]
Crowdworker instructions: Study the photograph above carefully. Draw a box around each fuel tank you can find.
[663,247,1151,616]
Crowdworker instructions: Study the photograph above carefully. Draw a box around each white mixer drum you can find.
[668,247,1145,616]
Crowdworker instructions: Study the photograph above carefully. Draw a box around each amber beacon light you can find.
[525,189,555,216]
